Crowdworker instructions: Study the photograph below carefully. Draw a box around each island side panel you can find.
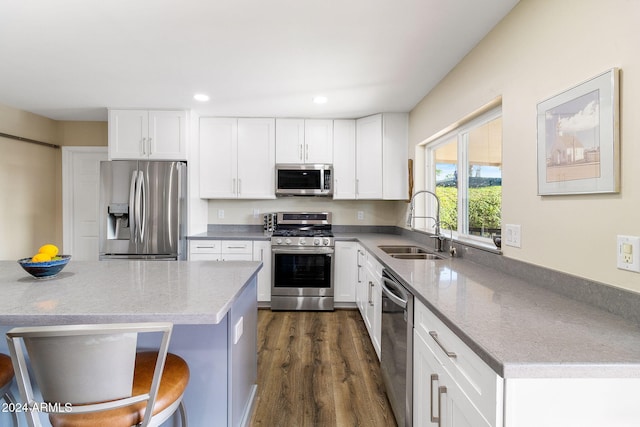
[228,278,258,426]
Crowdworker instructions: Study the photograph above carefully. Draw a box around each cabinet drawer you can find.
[222,241,253,254]
[190,240,221,254]
[365,251,383,276]
[414,300,503,425]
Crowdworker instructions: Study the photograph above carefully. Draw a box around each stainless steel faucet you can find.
[407,190,444,252]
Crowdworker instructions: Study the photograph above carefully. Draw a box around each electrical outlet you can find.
[357,211,364,221]
[617,235,640,273]
[253,208,260,219]
[218,209,225,219]
[504,224,521,248]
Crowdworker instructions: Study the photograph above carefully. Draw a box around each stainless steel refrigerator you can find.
[99,160,187,260]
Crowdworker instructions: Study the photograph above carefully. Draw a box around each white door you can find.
[237,118,276,199]
[356,114,383,199]
[275,118,305,163]
[62,147,108,260]
[304,119,333,163]
[199,117,238,198]
[332,119,356,199]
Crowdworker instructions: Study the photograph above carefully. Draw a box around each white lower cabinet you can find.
[253,240,271,303]
[355,248,382,359]
[334,241,357,303]
[189,240,253,261]
[414,299,502,427]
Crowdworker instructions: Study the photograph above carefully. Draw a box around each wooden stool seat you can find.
[0,354,13,389]
[49,352,189,427]
[1,353,19,427]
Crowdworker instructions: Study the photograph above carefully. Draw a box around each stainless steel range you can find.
[270,212,334,311]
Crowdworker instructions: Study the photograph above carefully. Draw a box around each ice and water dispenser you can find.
[106,203,130,240]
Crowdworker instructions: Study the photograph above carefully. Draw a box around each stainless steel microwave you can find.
[275,164,333,197]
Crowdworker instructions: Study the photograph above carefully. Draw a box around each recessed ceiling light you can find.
[194,93,210,102]
[312,96,328,104]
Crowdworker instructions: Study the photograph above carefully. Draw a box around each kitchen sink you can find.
[378,245,444,260]
[378,245,429,254]
[390,253,443,260]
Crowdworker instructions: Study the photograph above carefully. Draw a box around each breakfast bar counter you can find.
[0,260,262,427]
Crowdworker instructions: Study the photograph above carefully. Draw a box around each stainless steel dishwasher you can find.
[380,269,414,427]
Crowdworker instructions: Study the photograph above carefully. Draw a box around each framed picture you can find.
[537,68,620,195]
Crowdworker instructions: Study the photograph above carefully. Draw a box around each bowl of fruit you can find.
[18,244,71,279]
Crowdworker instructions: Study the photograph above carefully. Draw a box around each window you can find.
[423,106,502,244]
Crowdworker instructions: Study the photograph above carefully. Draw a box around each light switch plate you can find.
[617,235,640,272]
[504,224,521,248]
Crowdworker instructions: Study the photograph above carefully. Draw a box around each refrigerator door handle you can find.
[129,170,138,243]
[135,170,145,243]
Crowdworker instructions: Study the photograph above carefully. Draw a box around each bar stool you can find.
[6,322,189,427]
[0,353,19,427]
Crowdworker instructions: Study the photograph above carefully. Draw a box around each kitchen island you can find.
[0,260,262,427]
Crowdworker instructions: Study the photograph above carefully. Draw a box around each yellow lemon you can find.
[31,253,52,263]
[38,244,59,257]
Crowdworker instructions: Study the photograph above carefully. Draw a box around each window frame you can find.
[422,105,503,247]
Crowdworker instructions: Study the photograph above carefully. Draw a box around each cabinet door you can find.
[275,119,305,163]
[199,118,238,198]
[332,119,356,199]
[237,118,276,199]
[356,114,383,199]
[382,113,409,200]
[413,331,441,427]
[253,241,272,302]
[334,241,357,303]
[108,110,148,160]
[148,110,187,160]
[304,119,333,163]
[370,270,382,358]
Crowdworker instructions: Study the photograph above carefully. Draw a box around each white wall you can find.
[409,0,640,291]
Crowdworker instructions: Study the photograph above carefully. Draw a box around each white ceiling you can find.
[0,0,518,122]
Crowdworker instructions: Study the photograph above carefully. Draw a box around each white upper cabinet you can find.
[304,119,333,163]
[108,109,187,160]
[356,114,384,199]
[332,119,357,199]
[275,119,333,164]
[199,117,275,199]
[354,113,408,200]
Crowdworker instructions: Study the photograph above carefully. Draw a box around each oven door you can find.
[271,247,334,297]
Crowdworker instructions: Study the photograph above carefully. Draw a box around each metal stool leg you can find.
[2,390,19,427]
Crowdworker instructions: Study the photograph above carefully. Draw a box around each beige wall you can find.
[409,0,640,291]
[0,103,106,259]
[207,198,404,227]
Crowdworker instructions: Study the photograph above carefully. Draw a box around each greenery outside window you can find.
[424,106,502,244]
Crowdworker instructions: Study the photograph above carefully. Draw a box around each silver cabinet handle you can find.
[430,374,439,423]
[429,331,457,358]
[299,143,303,161]
[148,137,153,155]
[368,281,374,306]
[196,245,215,249]
[141,137,146,155]
[238,178,241,195]
[437,386,447,427]
[305,143,309,161]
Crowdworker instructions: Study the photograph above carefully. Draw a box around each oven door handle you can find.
[272,247,334,255]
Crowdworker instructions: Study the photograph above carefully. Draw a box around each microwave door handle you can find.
[129,170,137,243]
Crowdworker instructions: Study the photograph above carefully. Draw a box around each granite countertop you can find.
[336,233,640,379]
[0,260,262,326]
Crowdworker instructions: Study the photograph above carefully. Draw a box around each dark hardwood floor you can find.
[250,309,397,427]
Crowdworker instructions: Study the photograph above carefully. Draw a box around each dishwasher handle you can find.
[381,277,408,309]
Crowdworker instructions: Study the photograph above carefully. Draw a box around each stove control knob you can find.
[299,238,306,246]
[323,238,330,246]
[285,238,292,245]
[275,238,283,245]
[313,238,321,246]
